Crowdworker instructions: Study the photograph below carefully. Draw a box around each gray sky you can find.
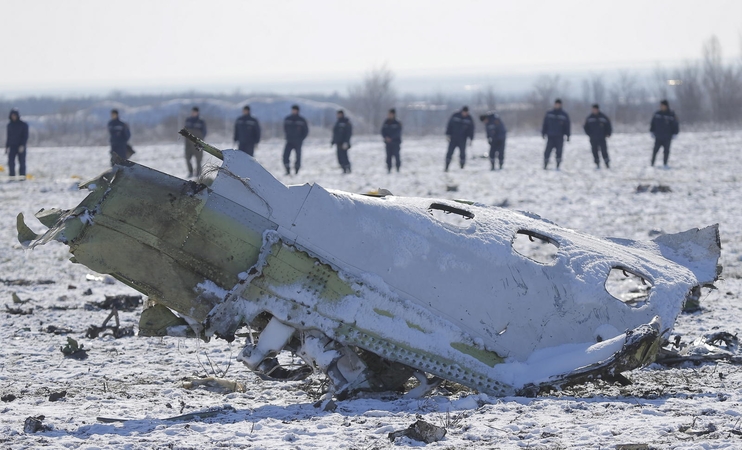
[2,0,741,96]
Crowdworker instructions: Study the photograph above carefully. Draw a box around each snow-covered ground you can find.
[1,130,741,449]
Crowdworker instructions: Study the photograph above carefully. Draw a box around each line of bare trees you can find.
[349,36,742,136]
[2,36,740,146]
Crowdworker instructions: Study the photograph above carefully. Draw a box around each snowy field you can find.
[1,130,741,449]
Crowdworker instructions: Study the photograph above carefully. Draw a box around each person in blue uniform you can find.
[541,99,571,170]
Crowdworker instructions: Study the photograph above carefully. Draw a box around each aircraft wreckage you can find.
[17,131,721,398]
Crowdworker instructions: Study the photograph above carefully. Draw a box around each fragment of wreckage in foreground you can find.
[17,131,721,398]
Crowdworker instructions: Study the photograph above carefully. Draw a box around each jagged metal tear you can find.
[18,143,721,397]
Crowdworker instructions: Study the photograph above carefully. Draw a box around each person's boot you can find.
[295,167,300,175]
[556,159,562,170]
[543,160,548,170]
[285,166,291,175]
[605,160,610,169]
[460,160,465,169]
[490,160,495,171]
[499,161,503,170]
[445,161,450,172]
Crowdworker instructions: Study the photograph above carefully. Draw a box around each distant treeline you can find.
[2,36,740,147]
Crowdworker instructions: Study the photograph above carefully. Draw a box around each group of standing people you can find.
[3,99,680,181]
[536,98,678,170]
[230,104,405,176]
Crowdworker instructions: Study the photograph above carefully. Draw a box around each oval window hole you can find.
[605,267,652,306]
[512,230,559,264]
[428,202,474,227]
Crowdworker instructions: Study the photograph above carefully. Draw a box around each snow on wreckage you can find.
[16,130,721,400]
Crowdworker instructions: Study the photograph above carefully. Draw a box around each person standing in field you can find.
[234,105,261,156]
[480,112,507,170]
[444,106,475,171]
[184,106,207,177]
[583,104,612,169]
[541,99,571,170]
[107,109,131,167]
[331,110,353,174]
[5,109,29,179]
[283,104,309,175]
[650,99,679,167]
[381,108,402,173]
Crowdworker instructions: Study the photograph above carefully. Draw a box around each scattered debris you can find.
[636,184,672,193]
[5,304,33,315]
[389,420,447,444]
[616,445,649,450]
[86,294,142,312]
[86,274,116,284]
[445,184,458,192]
[1,278,54,286]
[97,405,236,423]
[82,288,93,296]
[48,391,67,402]
[1,394,17,402]
[85,308,134,339]
[23,416,51,433]
[11,292,30,304]
[68,284,77,289]
[182,376,245,394]
[43,325,73,335]
[312,398,337,412]
[495,199,510,208]
[657,331,740,365]
[60,337,88,360]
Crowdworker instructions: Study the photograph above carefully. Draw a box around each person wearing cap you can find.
[541,99,571,170]
[283,104,309,175]
[234,105,261,157]
[331,110,353,174]
[583,104,612,169]
[649,99,679,167]
[107,109,131,166]
[381,108,402,173]
[184,106,207,177]
[5,109,29,178]
[480,112,507,170]
[444,106,475,171]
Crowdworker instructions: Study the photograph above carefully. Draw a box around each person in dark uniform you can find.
[541,99,571,170]
[583,104,612,169]
[444,106,475,171]
[283,105,309,175]
[650,99,679,167]
[381,108,402,173]
[184,106,207,177]
[480,113,507,170]
[5,109,29,178]
[331,110,353,173]
[233,105,261,156]
[107,109,131,166]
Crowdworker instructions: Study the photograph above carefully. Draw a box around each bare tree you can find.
[611,70,643,124]
[529,75,567,111]
[347,64,397,133]
[477,85,498,111]
[651,65,671,102]
[672,62,704,123]
[581,75,607,106]
[703,35,726,121]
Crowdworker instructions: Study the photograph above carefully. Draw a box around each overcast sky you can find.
[2,0,741,96]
